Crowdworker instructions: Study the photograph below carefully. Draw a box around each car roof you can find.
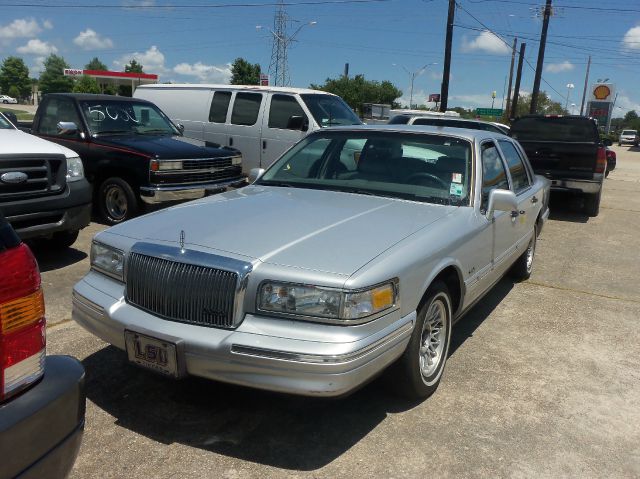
[136,83,334,96]
[322,124,511,142]
[44,93,153,103]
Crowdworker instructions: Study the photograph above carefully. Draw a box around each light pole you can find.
[565,83,575,112]
[393,62,437,109]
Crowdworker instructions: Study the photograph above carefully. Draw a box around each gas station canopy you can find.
[63,68,158,92]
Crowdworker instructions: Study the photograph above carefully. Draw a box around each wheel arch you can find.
[418,261,465,319]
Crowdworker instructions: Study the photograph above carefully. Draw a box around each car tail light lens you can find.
[0,243,46,402]
[596,147,607,173]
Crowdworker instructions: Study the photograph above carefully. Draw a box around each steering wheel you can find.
[405,172,449,189]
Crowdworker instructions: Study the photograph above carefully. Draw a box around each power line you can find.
[2,0,391,8]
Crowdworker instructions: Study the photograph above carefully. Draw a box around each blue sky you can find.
[1,0,639,115]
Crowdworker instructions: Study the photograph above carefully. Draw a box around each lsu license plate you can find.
[125,330,179,377]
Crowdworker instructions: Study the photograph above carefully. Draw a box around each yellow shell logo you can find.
[593,85,611,100]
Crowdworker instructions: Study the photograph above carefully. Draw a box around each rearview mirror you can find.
[486,189,518,219]
[176,123,185,134]
[56,121,78,136]
[249,168,265,183]
[286,115,308,131]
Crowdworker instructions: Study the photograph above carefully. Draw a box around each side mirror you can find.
[176,123,185,135]
[56,121,78,136]
[249,168,265,183]
[3,111,18,126]
[286,115,308,131]
[486,189,518,219]
[602,138,612,146]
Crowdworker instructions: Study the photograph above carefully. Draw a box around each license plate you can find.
[124,330,179,377]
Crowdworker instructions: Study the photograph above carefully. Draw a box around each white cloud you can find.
[545,61,574,73]
[28,56,46,77]
[173,62,231,83]
[0,18,42,40]
[43,20,53,30]
[113,45,166,74]
[73,29,114,50]
[615,93,640,116]
[17,38,57,56]
[622,26,640,50]
[461,31,510,55]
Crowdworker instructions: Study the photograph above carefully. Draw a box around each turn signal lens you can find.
[596,147,607,174]
[371,285,394,310]
[0,289,45,334]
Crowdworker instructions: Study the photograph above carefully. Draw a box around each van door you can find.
[260,93,309,168]
[226,91,264,174]
[203,90,232,148]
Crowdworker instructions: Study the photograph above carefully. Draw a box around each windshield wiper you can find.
[257,181,294,188]
[95,129,130,135]
[136,128,172,135]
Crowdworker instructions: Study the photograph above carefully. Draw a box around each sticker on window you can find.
[452,173,462,183]
[450,183,463,196]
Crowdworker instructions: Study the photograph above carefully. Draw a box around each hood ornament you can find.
[179,230,185,252]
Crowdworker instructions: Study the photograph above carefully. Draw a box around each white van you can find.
[134,84,362,174]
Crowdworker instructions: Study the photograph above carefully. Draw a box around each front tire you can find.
[50,230,80,249]
[510,225,537,281]
[97,177,139,225]
[394,281,452,400]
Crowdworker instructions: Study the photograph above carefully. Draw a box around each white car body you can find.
[0,95,18,104]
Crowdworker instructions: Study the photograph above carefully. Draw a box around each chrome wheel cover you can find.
[419,298,448,379]
[104,184,128,221]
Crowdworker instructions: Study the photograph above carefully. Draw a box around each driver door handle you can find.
[531,196,539,204]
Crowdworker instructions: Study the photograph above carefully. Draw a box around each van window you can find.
[209,91,232,123]
[230,92,262,126]
[268,94,306,129]
[300,94,361,127]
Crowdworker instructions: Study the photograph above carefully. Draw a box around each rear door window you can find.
[208,91,232,123]
[230,92,263,126]
[268,94,307,129]
[498,140,530,193]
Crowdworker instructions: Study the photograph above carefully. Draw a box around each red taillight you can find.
[596,147,607,174]
[0,243,45,401]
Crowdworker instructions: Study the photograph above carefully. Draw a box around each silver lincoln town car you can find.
[72,125,550,399]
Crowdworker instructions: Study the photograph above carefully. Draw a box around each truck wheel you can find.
[393,281,452,400]
[50,230,80,249]
[584,190,601,217]
[98,177,138,225]
[510,225,537,281]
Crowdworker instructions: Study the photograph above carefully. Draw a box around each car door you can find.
[225,91,264,174]
[497,139,538,251]
[260,93,309,169]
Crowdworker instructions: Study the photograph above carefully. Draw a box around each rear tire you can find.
[393,281,452,400]
[510,225,537,281]
[584,190,601,217]
[50,230,79,249]
[97,177,139,225]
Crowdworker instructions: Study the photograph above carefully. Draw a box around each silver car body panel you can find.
[73,125,550,396]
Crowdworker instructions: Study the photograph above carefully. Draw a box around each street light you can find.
[392,62,437,109]
[565,83,575,112]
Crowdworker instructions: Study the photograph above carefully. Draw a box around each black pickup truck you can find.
[510,115,611,216]
[30,93,245,224]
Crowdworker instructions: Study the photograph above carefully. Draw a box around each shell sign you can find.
[590,83,615,102]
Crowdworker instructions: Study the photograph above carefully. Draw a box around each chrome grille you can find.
[182,157,235,170]
[0,154,65,200]
[126,252,239,328]
[151,165,242,185]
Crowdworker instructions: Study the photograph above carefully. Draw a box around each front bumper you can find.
[72,272,414,397]
[0,356,86,479]
[549,178,602,194]
[140,177,247,205]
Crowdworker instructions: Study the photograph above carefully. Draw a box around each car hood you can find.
[103,186,455,276]
[93,134,237,159]
[0,129,78,157]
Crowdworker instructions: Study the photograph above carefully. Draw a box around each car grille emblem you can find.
[179,230,185,252]
[0,171,28,184]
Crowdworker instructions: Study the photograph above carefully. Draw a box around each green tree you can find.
[124,59,144,73]
[0,56,32,98]
[623,110,638,123]
[73,75,101,94]
[38,54,75,95]
[513,91,565,118]
[85,57,108,71]
[230,58,261,85]
[310,74,402,114]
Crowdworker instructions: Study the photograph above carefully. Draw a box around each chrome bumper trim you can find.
[139,178,246,204]
[549,179,602,194]
[72,291,105,317]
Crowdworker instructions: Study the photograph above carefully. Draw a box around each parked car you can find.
[389,115,508,134]
[0,211,86,478]
[72,125,550,400]
[0,112,91,248]
[510,115,610,216]
[30,93,245,224]
[618,129,639,146]
[606,147,616,176]
[0,95,17,104]
[134,84,362,174]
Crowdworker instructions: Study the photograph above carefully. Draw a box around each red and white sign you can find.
[260,74,269,86]
[63,68,84,76]
[590,83,615,103]
[428,93,441,103]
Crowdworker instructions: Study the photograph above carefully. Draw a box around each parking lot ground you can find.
[41,146,640,478]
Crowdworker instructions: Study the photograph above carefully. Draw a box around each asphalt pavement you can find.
[39,145,640,478]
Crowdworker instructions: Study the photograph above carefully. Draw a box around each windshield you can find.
[511,117,599,142]
[80,100,179,136]
[256,131,473,206]
[301,94,361,127]
[622,130,637,135]
[0,114,14,130]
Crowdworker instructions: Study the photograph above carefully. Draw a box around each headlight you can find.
[257,280,397,322]
[150,160,183,171]
[90,241,124,281]
[231,155,242,165]
[66,156,84,182]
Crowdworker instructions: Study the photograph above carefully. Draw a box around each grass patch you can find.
[0,107,34,121]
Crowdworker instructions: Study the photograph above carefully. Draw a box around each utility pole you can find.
[505,37,517,118]
[344,63,349,78]
[530,0,552,114]
[511,43,526,119]
[579,55,591,116]
[440,0,455,112]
